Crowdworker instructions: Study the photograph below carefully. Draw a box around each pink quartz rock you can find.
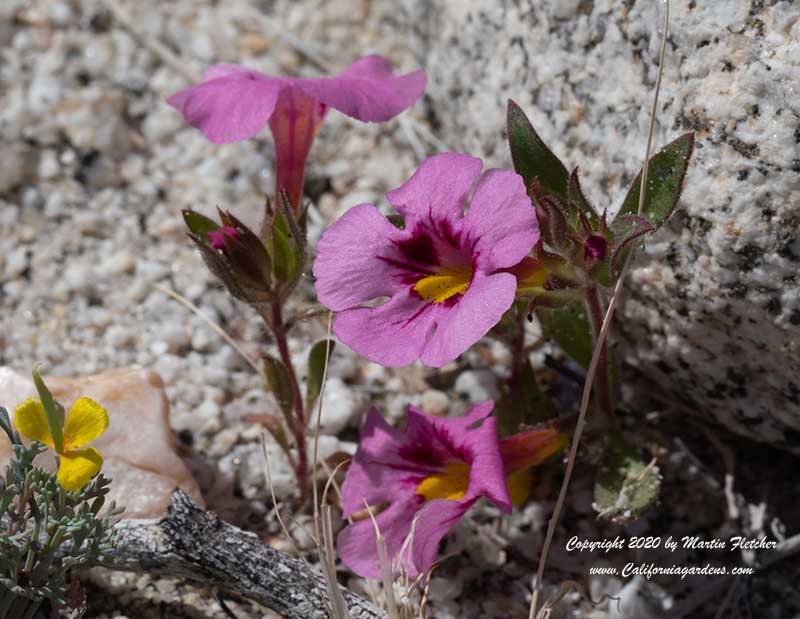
[0,367,203,519]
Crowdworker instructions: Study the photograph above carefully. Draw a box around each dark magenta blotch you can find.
[585,234,608,261]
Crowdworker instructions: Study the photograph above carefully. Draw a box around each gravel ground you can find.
[1,1,798,618]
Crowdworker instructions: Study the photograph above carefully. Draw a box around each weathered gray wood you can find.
[95,490,385,619]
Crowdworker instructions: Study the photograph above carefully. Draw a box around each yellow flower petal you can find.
[413,266,473,304]
[58,447,103,491]
[13,398,55,448]
[506,468,534,506]
[416,461,471,501]
[63,397,109,450]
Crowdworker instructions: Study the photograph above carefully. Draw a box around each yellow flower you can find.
[14,396,109,491]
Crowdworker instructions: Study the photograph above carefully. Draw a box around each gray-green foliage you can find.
[593,434,661,524]
[0,407,121,618]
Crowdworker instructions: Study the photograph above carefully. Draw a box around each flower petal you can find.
[63,397,109,449]
[268,87,328,210]
[313,204,407,311]
[506,469,534,506]
[58,446,103,491]
[294,55,426,122]
[337,493,423,579]
[332,291,439,367]
[167,64,283,143]
[343,406,506,519]
[463,168,539,271]
[410,402,512,512]
[341,407,435,516]
[420,271,517,367]
[386,152,482,222]
[338,403,511,579]
[13,398,54,448]
[405,430,512,578]
[499,426,568,473]
[409,497,474,577]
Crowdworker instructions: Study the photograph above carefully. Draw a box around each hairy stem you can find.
[584,287,612,417]
[264,301,309,502]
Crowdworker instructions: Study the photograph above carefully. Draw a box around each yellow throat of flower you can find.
[413,266,472,304]
[416,461,535,506]
[416,461,471,501]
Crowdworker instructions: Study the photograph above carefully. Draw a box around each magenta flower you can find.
[337,402,566,579]
[313,153,539,367]
[338,402,510,579]
[167,55,426,211]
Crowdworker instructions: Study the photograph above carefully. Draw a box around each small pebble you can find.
[420,388,449,415]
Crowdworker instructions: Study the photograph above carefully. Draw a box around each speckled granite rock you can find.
[399,0,800,450]
[0,367,203,518]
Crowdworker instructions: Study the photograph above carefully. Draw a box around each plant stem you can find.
[265,301,309,502]
[584,287,612,417]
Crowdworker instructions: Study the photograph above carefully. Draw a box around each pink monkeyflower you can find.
[167,55,426,212]
[313,152,539,368]
[337,401,566,579]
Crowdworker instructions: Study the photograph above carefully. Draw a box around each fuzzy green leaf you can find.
[269,213,300,283]
[187,233,248,301]
[221,235,271,290]
[507,100,569,201]
[536,302,594,369]
[536,300,618,409]
[497,357,559,436]
[263,355,295,421]
[615,133,694,229]
[32,367,63,454]
[567,167,599,229]
[537,196,571,255]
[588,253,613,289]
[243,414,291,456]
[306,340,336,411]
[218,211,272,290]
[594,435,661,523]
[0,407,15,446]
[609,214,655,278]
[182,210,219,239]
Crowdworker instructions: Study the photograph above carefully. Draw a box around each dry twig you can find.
[97,490,386,619]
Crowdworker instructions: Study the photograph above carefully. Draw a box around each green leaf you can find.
[536,302,594,369]
[306,340,336,411]
[269,212,299,283]
[0,407,16,445]
[187,233,248,301]
[32,367,63,453]
[567,167,599,229]
[524,287,584,310]
[243,413,291,456]
[594,434,661,523]
[609,214,655,278]
[496,357,559,436]
[507,99,569,202]
[263,355,295,421]
[222,235,271,291]
[588,253,613,289]
[537,300,619,409]
[537,196,570,254]
[615,133,694,228]
[182,209,219,239]
[218,211,272,290]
